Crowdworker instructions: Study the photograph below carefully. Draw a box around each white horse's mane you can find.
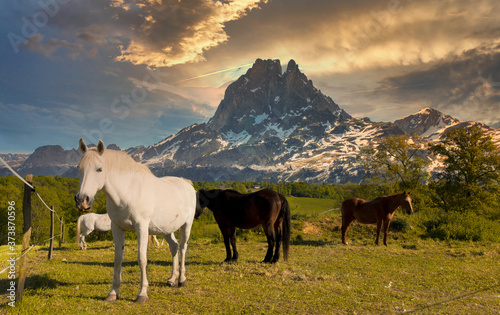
[80,148,152,175]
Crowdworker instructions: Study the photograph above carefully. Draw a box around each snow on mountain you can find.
[394,107,459,140]
[130,58,403,183]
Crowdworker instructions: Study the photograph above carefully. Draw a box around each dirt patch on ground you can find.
[302,218,342,236]
[302,222,322,235]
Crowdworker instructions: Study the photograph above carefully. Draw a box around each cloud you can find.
[113,0,268,68]
[4,0,500,152]
[22,33,84,58]
[76,24,108,45]
[372,42,500,124]
[207,0,500,76]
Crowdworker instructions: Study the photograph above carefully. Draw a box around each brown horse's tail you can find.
[280,195,291,261]
[76,215,83,246]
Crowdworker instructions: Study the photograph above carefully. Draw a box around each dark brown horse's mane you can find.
[223,189,241,194]
[221,189,244,197]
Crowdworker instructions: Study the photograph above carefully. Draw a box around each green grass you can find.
[1,240,499,314]
[288,196,340,219]
[1,196,500,314]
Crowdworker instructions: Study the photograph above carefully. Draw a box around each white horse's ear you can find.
[97,140,105,155]
[79,138,88,153]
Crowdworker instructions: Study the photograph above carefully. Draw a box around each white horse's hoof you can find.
[178,280,187,287]
[135,296,148,303]
[105,294,118,302]
[167,280,177,287]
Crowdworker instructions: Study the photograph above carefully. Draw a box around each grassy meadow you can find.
[1,196,500,314]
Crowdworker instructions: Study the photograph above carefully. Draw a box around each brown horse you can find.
[341,192,413,246]
[196,188,291,263]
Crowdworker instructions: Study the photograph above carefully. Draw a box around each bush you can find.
[424,211,500,242]
[390,217,411,233]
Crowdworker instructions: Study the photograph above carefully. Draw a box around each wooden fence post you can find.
[48,206,54,259]
[59,217,64,248]
[16,174,33,304]
[62,221,65,244]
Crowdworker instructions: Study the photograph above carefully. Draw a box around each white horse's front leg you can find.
[165,233,179,287]
[106,223,125,301]
[135,225,149,303]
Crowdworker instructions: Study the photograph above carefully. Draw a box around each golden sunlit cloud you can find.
[116,0,267,68]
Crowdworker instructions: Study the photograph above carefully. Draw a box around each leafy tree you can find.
[358,134,430,192]
[429,125,500,214]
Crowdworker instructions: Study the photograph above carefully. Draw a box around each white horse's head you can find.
[75,138,106,212]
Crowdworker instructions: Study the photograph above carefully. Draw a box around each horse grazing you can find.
[76,213,111,250]
[341,192,413,246]
[196,189,291,263]
[74,139,196,303]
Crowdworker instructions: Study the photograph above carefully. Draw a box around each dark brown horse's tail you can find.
[280,195,291,261]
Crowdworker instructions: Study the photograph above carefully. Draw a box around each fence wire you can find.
[0,157,65,273]
[0,157,62,221]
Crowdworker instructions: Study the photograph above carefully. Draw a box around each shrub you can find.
[424,211,500,242]
[390,217,411,233]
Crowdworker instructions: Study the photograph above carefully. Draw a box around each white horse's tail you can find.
[76,215,83,245]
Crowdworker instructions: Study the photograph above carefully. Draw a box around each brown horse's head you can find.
[195,189,220,219]
[195,191,206,219]
[400,191,413,214]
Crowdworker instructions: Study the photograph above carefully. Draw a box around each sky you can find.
[1,0,500,153]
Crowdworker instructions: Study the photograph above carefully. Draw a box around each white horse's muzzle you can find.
[75,194,92,212]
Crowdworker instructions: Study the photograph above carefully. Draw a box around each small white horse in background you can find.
[77,213,162,250]
[149,234,164,247]
[74,138,196,303]
[76,213,112,250]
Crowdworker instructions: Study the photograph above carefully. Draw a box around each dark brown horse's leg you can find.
[222,236,232,262]
[263,224,275,263]
[221,226,233,262]
[341,213,354,245]
[229,227,238,261]
[375,219,382,245]
[271,220,282,263]
[383,219,391,246]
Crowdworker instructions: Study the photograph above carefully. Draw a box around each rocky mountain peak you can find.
[394,107,459,137]
[246,58,282,80]
[207,58,350,142]
[286,59,298,72]
[24,145,67,165]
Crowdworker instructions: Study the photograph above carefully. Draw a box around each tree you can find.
[429,125,500,213]
[358,134,430,192]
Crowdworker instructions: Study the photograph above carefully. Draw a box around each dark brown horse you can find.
[341,192,413,246]
[196,188,291,263]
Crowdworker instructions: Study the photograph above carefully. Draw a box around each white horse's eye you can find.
[96,167,103,172]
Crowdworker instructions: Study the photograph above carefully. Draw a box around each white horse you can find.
[76,213,112,250]
[74,138,196,303]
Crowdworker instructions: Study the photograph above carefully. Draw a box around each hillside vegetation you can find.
[1,176,500,313]
[2,176,500,246]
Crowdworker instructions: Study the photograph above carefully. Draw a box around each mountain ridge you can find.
[2,59,498,183]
